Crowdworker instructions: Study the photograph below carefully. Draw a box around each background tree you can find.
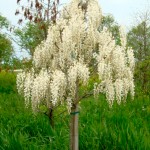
[14,22,47,56]
[127,11,150,94]
[16,0,59,25]
[17,0,135,150]
[0,15,9,29]
[14,0,60,57]
[0,14,13,68]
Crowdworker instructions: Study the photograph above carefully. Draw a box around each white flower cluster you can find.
[16,71,34,107]
[31,69,50,112]
[33,0,102,71]
[24,71,34,107]
[94,27,135,106]
[17,0,135,112]
[127,48,135,71]
[68,62,90,98]
[16,71,26,95]
[50,70,66,106]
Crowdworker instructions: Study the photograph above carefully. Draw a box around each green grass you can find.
[0,71,16,94]
[0,93,70,150]
[0,72,150,149]
[0,93,149,150]
[80,94,150,150]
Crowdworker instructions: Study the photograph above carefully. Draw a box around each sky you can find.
[0,0,149,58]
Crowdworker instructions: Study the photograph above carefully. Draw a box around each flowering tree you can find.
[17,0,135,149]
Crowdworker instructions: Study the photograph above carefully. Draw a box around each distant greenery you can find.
[0,15,9,29]
[0,71,16,93]
[0,14,13,66]
[127,12,150,95]
[0,72,150,149]
[14,22,47,56]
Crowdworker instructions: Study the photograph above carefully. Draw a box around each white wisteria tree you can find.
[17,0,135,150]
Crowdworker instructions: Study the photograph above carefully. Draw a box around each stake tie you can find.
[70,111,80,115]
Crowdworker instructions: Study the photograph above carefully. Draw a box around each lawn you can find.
[0,72,150,149]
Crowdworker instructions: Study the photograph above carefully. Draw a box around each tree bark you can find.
[48,107,54,128]
[70,104,79,150]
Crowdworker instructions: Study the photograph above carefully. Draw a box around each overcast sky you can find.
[0,0,149,26]
[0,0,149,58]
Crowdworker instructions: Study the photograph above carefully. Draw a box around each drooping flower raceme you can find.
[31,69,50,112]
[17,0,135,113]
[68,62,90,99]
[94,27,135,106]
[50,70,66,106]
[16,71,26,95]
[24,71,34,107]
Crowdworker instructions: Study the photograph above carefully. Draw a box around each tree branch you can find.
[75,90,93,105]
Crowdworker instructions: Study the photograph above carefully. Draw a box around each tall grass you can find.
[0,72,150,149]
[0,93,149,149]
[0,71,16,94]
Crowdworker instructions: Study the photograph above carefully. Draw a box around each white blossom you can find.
[17,0,135,112]
[67,97,72,113]
[31,69,50,112]
[105,79,115,107]
[16,71,26,95]
[94,26,135,105]
[50,70,66,106]
[127,48,135,71]
[114,79,123,104]
[68,62,90,99]
[24,71,34,107]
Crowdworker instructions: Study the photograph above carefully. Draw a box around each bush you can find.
[0,71,17,93]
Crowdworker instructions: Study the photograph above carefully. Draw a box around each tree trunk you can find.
[70,104,79,150]
[48,107,54,128]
